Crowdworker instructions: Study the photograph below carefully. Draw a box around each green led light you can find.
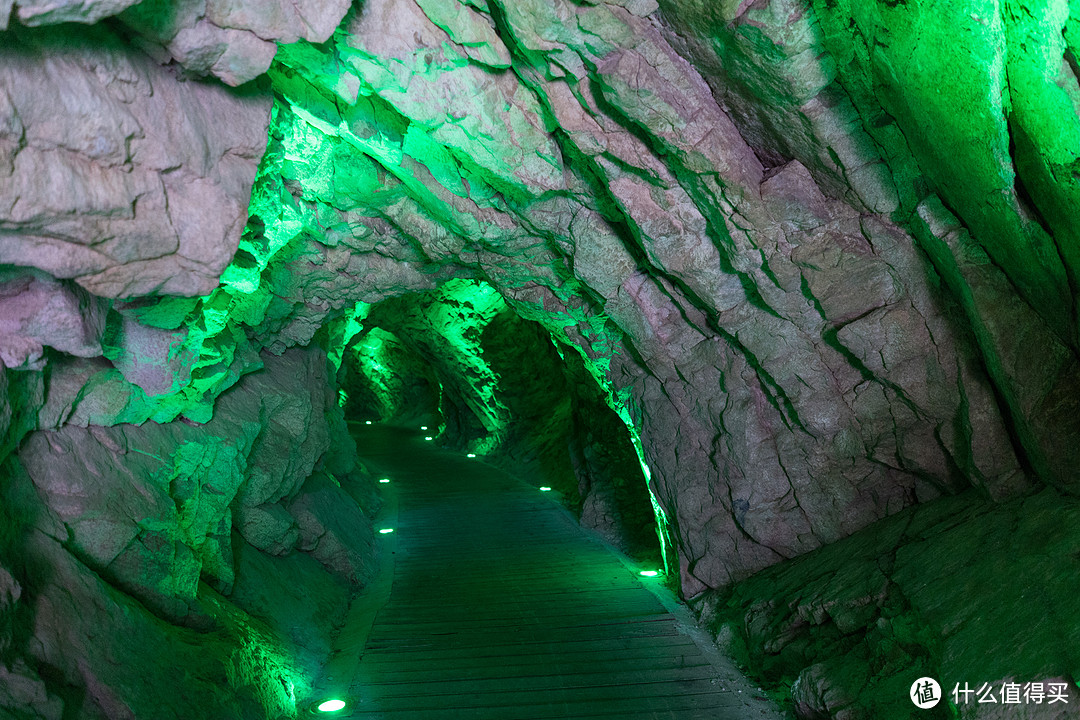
[379,478,390,484]
[364,421,372,425]
[379,528,394,534]
[424,436,433,441]
[420,426,428,430]
[466,453,476,458]
[317,699,346,713]
[539,486,552,492]
[639,570,660,577]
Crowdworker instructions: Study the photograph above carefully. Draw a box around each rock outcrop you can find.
[0,24,272,298]
[252,0,1076,591]
[5,345,378,718]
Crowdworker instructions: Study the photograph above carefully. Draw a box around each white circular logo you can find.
[910,677,942,709]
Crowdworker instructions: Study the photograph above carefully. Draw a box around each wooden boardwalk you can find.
[329,425,782,720]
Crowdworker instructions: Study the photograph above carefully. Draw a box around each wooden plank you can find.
[363,618,683,651]
[358,652,712,681]
[354,665,721,698]
[338,703,748,720]
[374,602,666,625]
[370,605,669,630]
[336,426,762,720]
[343,684,742,714]
[352,634,702,665]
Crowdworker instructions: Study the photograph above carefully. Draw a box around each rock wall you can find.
[2,0,1079,717]
[0,5,381,717]
[704,487,1080,719]
[2,347,379,719]
[341,326,443,426]
[254,0,1078,591]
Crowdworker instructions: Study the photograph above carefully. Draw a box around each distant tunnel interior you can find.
[336,280,663,566]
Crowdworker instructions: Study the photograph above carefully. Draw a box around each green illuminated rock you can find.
[2,0,1080,717]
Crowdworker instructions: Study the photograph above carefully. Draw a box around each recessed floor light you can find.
[317,699,346,713]
[424,436,433,441]
[639,570,661,577]
[539,486,552,492]
[467,453,476,458]
[379,528,394,534]
[364,421,372,425]
[379,478,390,484]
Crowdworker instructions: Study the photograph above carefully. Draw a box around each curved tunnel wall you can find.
[340,280,661,562]
[1,0,1079,717]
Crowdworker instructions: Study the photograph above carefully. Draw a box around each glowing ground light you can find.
[379,528,394,534]
[317,699,346,713]
[539,486,552,492]
[420,426,428,430]
[364,421,372,425]
[424,436,433,441]
[379,478,390,483]
[467,453,476,458]
[639,570,661,577]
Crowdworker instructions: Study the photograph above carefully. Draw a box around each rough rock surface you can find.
[2,0,353,86]
[706,488,1080,719]
[1,0,1079,718]
[341,326,443,426]
[0,24,272,298]
[5,347,379,717]
[246,0,1075,592]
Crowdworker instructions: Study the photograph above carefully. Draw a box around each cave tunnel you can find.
[3,0,1080,718]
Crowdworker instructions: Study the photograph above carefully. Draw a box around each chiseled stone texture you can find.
[707,489,1080,720]
[2,0,352,86]
[1,0,1079,718]
[247,0,1070,596]
[7,346,377,717]
[0,24,271,298]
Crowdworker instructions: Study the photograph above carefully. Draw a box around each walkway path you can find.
[324,425,785,720]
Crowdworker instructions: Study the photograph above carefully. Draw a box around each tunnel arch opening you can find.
[332,278,664,567]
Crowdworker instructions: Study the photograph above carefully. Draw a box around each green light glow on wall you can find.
[337,389,348,408]
[547,334,676,580]
[379,528,394,534]
[326,301,370,372]
[317,699,346,713]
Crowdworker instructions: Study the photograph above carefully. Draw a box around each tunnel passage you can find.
[310,423,783,720]
[337,279,663,566]
[5,1,1080,718]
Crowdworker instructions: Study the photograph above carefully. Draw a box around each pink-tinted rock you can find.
[288,473,376,586]
[120,0,352,85]
[0,269,108,371]
[0,25,271,298]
